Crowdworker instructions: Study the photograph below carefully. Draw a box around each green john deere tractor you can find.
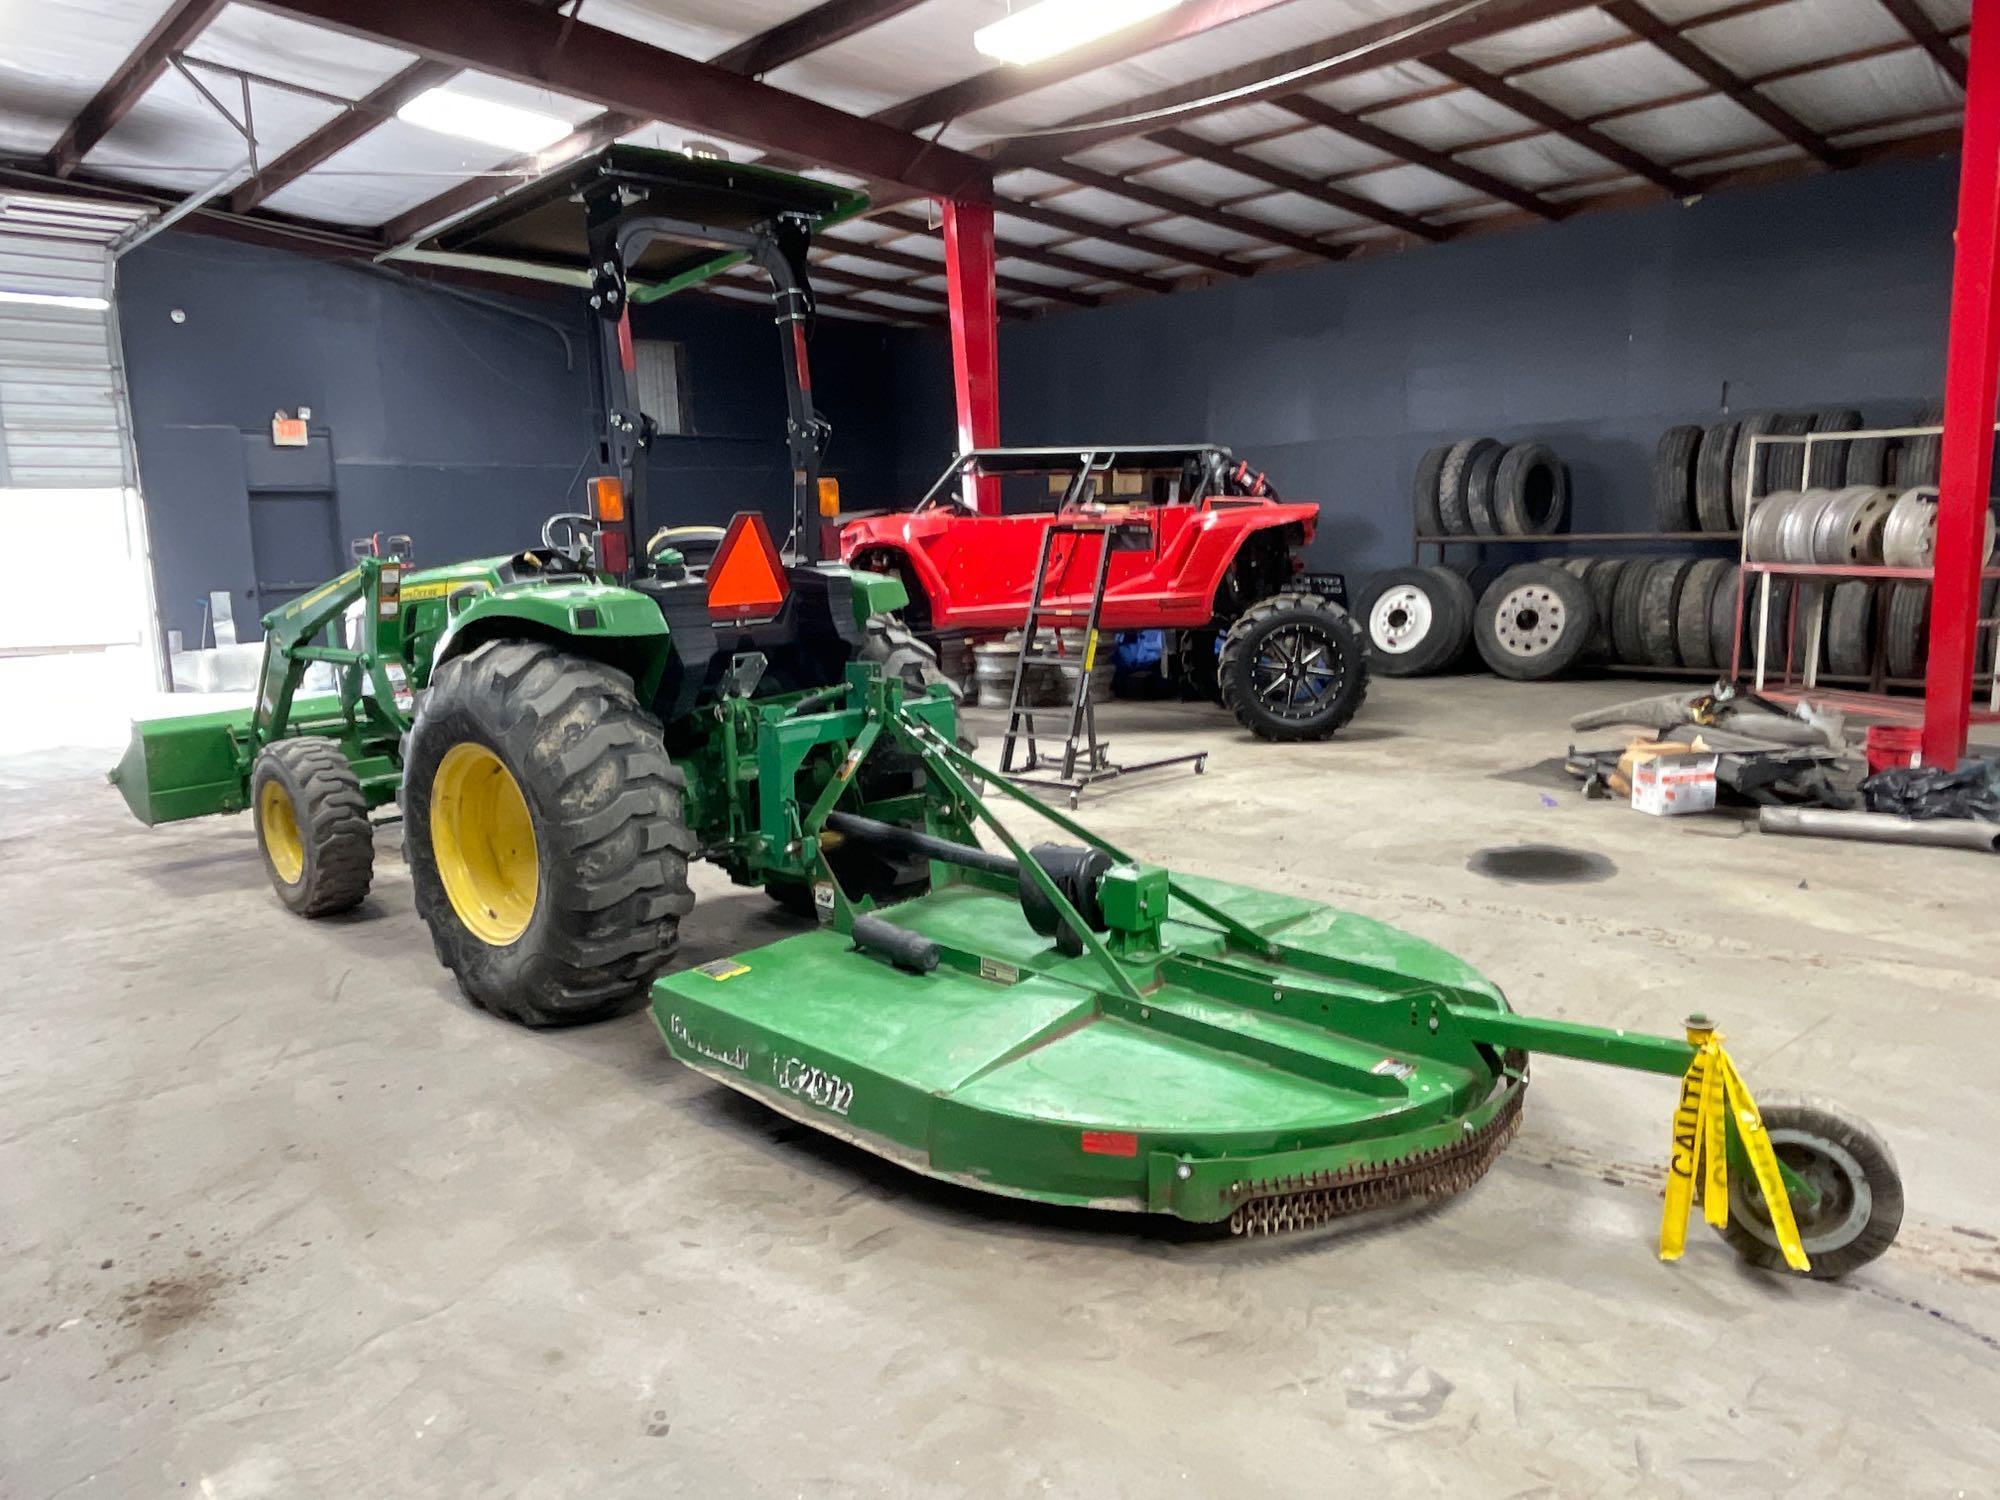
[112,148,1902,1277]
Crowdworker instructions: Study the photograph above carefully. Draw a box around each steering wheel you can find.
[540,512,595,564]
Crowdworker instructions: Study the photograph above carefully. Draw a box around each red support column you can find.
[942,198,1001,514]
[1922,0,2000,767]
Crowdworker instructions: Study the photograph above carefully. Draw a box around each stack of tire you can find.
[1356,555,1758,681]
[1743,484,1999,680]
[1413,437,1572,537]
[1655,404,1946,533]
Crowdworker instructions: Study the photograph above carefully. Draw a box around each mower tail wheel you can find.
[1473,562,1595,680]
[1717,1093,1903,1280]
[1218,593,1369,741]
[406,640,695,1028]
[251,738,374,917]
[1355,565,1474,677]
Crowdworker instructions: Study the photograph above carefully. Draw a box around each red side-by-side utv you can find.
[836,445,1369,741]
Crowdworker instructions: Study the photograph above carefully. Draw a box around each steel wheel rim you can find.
[259,779,305,885]
[1729,1129,1873,1256]
[1493,584,1566,659]
[1251,622,1345,719]
[1368,585,1433,654]
[432,742,539,946]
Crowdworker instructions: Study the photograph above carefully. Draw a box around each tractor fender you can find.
[432,582,673,701]
[842,539,940,628]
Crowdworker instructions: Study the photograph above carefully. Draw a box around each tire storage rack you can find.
[1370,429,1743,682]
[1733,421,2000,729]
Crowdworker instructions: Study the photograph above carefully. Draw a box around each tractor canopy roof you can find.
[411,144,868,299]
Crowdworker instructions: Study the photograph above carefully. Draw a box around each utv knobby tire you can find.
[1717,1093,1903,1280]
[406,640,695,1028]
[251,738,374,917]
[1653,425,1702,531]
[1218,593,1368,741]
[1355,565,1473,677]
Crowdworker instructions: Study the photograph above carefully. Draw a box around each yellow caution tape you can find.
[1659,1019,1810,1272]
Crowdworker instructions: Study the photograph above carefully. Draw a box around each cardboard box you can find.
[1631,752,1719,816]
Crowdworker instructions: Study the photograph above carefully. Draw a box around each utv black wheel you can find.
[1717,1093,1903,1279]
[406,640,695,1028]
[1218,593,1368,741]
[251,738,374,917]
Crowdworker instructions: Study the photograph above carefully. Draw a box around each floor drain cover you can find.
[1466,844,1616,884]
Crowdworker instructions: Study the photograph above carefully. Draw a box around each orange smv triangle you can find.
[706,510,789,621]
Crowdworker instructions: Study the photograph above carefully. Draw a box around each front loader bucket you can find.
[109,706,258,826]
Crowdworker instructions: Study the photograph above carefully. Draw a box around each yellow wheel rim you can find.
[259,779,305,885]
[431,742,539,945]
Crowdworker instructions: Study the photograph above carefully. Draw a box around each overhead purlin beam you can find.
[243,0,990,201]
[44,0,229,177]
[1424,51,1695,197]
[1272,95,1565,222]
[871,209,1175,296]
[708,0,931,77]
[373,0,948,252]
[1600,0,1850,168]
[1145,127,1449,241]
[817,232,1099,306]
[872,0,1308,133]
[232,0,578,214]
[997,196,1256,278]
[984,0,1599,170]
[1044,160,1354,261]
[1875,0,1969,89]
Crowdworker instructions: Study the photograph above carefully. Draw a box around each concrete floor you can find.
[3,673,1997,1498]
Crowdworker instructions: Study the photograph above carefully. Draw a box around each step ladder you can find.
[998,516,1208,807]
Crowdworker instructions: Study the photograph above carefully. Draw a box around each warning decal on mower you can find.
[1659,1021,1809,1272]
[694,959,751,982]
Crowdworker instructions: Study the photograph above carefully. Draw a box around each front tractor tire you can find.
[251,738,374,916]
[1218,593,1369,742]
[405,640,695,1028]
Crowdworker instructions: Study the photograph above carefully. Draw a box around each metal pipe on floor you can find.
[1758,806,2000,851]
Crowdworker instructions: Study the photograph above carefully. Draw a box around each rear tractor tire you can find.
[1218,593,1368,741]
[1717,1094,1903,1280]
[251,738,374,917]
[405,640,695,1028]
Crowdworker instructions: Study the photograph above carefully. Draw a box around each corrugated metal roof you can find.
[0,0,1971,324]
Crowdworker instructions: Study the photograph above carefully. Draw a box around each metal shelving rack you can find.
[1735,423,2000,725]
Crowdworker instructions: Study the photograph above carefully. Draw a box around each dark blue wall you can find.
[969,153,1962,582]
[117,233,934,643]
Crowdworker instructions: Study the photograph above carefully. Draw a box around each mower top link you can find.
[111,147,1902,1280]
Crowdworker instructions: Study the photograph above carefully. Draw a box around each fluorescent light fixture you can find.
[396,86,572,153]
[0,288,109,310]
[973,0,1182,65]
